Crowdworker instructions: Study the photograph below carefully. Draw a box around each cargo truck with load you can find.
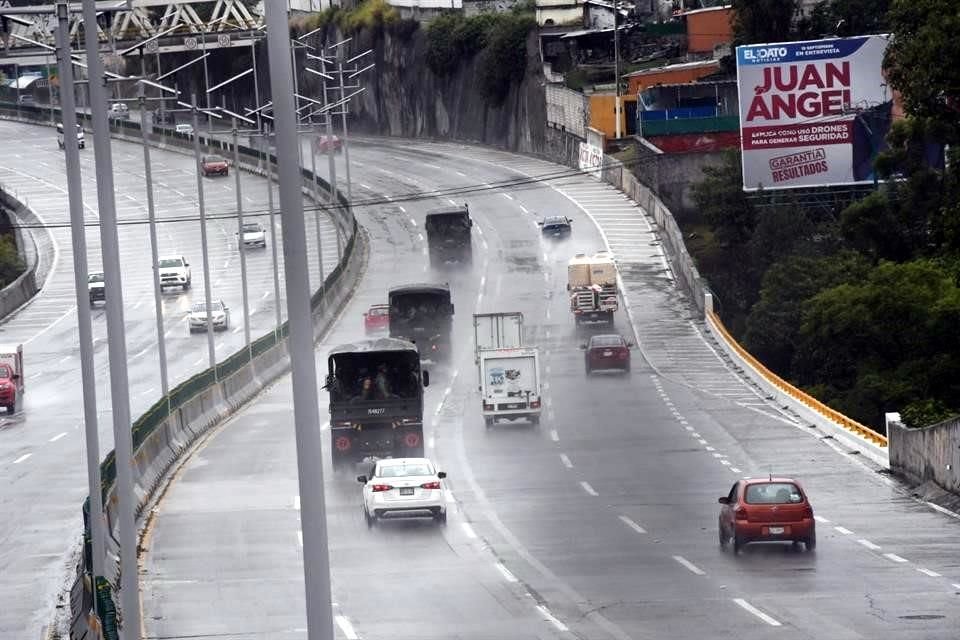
[425,205,473,267]
[567,251,619,325]
[325,338,430,469]
[389,283,454,361]
[473,312,541,427]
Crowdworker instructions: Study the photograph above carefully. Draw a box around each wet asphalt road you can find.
[0,119,337,637]
[141,138,960,640]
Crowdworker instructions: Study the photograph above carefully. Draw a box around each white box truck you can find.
[473,312,524,358]
[479,347,541,428]
[568,251,619,325]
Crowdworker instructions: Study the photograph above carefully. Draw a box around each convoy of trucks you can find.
[473,312,542,428]
[325,338,431,469]
[388,283,455,361]
[567,251,619,325]
[424,205,473,267]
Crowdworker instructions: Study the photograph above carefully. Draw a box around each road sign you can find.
[217,34,230,47]
[184,36,197,50]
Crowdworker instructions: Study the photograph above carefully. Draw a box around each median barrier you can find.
[0,187,43,321]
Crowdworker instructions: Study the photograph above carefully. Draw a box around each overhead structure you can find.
[0,0,261,62]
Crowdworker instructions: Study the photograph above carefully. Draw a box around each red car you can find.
[316,134,343,153]
[582,334,632,374]
[0,363,18,414]
[718,477,816,553]
[363,304,390,333]
[201,154,229,177]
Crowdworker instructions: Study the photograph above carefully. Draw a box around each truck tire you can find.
[484,416,494,429]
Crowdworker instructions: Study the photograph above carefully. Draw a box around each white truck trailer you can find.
[479,347,541,428]
[568,251,619,325]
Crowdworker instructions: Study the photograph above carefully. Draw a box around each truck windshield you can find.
[328,350,420,402]
[426,213,469,234]
[390,293,451,319]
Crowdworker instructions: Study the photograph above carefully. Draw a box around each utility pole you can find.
[263,2,335,638]
[80,0,141,635]
[189,95,218,371]
[613,0,622,139]
[55,2,105,621]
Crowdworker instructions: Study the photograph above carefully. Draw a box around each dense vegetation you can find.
[693,0,960,430]
[0,233,24,287]
[425,9,536,104]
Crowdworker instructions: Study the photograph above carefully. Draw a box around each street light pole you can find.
[55,0,105,612]
[266,157,282,331]
[190,96,217,371]
[263,1,335,638]
[613,0,621,139]
[80,0,141,635]
[232,118,252,356]
[310,140,325,290]
[337,58,353,208]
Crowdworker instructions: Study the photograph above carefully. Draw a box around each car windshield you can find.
[744,482,804,504]
[591,336,623,347]
[191,302,223,313]
[88,273,104,283]
[368,307,387,316]
[0,364,12,378]
[377,462,433,478]
[242,223,261,233]
[205,156,226,163]
[544,217,567,225]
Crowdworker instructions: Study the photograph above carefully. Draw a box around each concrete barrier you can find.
[0,188,42,321]
[888,415,960,493]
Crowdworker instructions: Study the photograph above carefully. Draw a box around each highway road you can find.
[0,119,339,637]
[141,138,960,640]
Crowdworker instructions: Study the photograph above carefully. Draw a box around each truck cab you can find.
[326,338,430,469]
[424,205,473,267]
[0,344,25,414]
[388,283,454,361]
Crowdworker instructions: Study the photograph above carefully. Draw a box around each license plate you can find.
[503,403,520,409]
[602,350,613,356]
[768,526,784,535]
[399,487,414,496]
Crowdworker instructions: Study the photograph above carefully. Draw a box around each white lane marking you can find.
[49,432,68,443]
[293,495,300,510]
[672,556,706,576]
[559,453,573,468]
[883,553,908,563]
[358,182,371,190]
[262,291,270,300]
[720,459,732,466]
[549,429,559,442]
[952,583,960,590]
[730,467,742,474]
[704,445,715,450]
[835,526,854,535]
[733,598,781,626]
[618,515,646,534]
[917,567,942,577]
[502,193,514,200]
[334,615,359,640]
[398,205,406,213]
[455,171,466,177]
[496,562,519,583]
[192,356,205,366]
[857,539,881,551]
[684,425,694,431]
[409,217,417,226]
[813,515,831,524]
[13,453,32,464]
[579,481,598,496]
[447,198,458,205]
[58,355,72,363]
[712,453,723,458]
[535,605,569,632]
[461,523,478,539]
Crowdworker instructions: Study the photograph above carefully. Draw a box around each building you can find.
[683,4,732,54]
[624,59,721,96]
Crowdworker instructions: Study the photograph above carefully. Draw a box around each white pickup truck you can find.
[158,255,192,291]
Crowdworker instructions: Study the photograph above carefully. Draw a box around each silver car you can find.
[187,300,230,333]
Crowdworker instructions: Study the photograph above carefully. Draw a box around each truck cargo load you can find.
[388,283,455,361]
[425,205,473,267]
[479,347,541,427]
[473,312,524,360]
[567,252,619,325]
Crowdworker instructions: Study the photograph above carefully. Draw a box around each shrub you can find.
[0,234,23,287]
[338,0,399,34]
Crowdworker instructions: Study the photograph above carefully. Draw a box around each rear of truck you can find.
[479,348,541,427]
[568,253,618,325]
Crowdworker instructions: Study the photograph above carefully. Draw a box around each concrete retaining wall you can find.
[889,416,960,493]
[0,187,46,321]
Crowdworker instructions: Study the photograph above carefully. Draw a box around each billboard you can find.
[736,35,893,191]
[578,141,603,180]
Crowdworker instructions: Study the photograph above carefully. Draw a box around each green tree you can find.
[731,0,801,46]
[793,260,960,427]
[0,235,23,287]
[691,151,755,247]
[884,0,960,138]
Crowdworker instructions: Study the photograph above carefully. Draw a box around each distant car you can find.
[175,123,194,136]
[17,95,35,105]
[718,477,816,553]
[238,221,266,248]
[316,134,343,153]
[201,154,229,177]
[539,215,572,239]
[357,457,447,527]
[0,363,17,414]
[57,123,85,150]
[88,271,106,306]
[363,304,390,333]
[187,299,230,333]
[158,255,191,291]
[582,333,632,374]
[109,102,129,119]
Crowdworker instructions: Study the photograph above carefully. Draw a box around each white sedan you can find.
[357,458,447,527]
[187,299,230,332]
[239,221,267,248]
